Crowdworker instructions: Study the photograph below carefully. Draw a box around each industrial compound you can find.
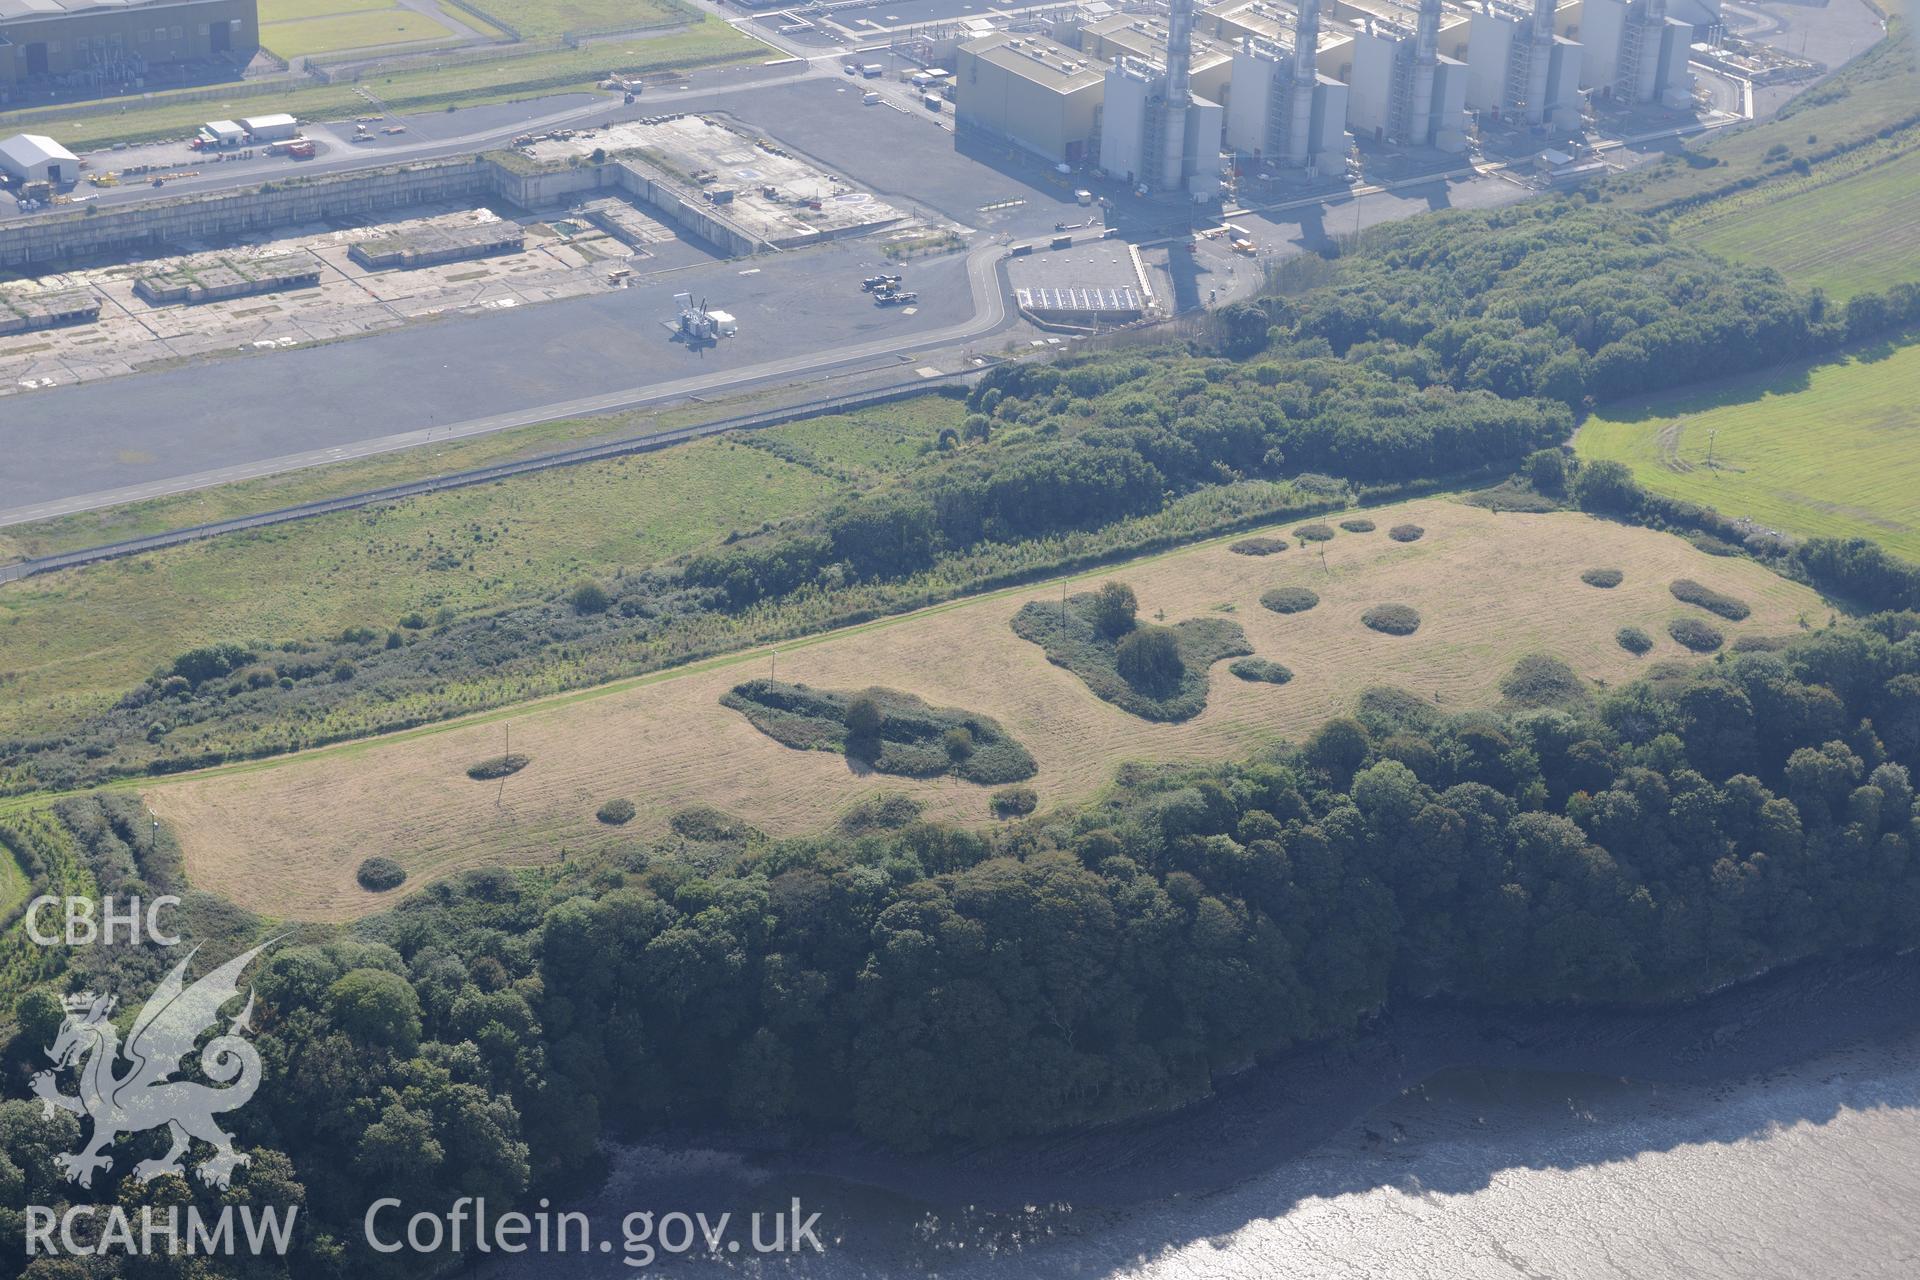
[0,0,1781,502]
[949,0,1712,191]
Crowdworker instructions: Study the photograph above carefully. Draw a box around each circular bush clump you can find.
[1339,518,1376,533]
[1115,625,1184,693]
[1500,654,1586,707]
[1363,604,1422,636]
[1582,568,1624,588]
[670,805,756,842]
[1230,657,1293,684]
[991,785,1038,818]
[1617,625,1654,655]
[1670,579,1751,621]
[1388,524,1425,542]
[356,857,407,893]
[1668,617,1725,652]
[1260,586,1320,614]
[1294,523,1336,542]
[1229,536,1289,556]
[596,798,636,826]
[466,753,530,781]
[840,792,924,835]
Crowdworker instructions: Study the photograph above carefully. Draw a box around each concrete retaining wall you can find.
[0,158,495,271]
[0,152,768,270]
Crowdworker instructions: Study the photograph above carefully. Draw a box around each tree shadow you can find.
[782,953,1920,1260]
[485,954,1920,1277]
[1586,328,1920,424]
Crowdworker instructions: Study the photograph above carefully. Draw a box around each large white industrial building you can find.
[1223,0,1350,171]
[1095,0,1228,195]
[0,132,77,184]
[952,0,1704,176]
[1462,0,1584,132]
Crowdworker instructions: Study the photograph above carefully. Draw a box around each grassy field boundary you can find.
[0,493,1482,823]
[142,498,1828,920]
[1576,332,1920,560]
[3,17,766,151]
[1,377,977,580]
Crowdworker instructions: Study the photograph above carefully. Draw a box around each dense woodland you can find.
[6,613,1917,1275]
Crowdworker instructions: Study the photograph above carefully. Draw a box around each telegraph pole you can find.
[497,723,511,806]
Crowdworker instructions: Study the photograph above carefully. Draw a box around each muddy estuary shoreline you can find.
[482,950,1920,1277]
[716,949,1920,1210]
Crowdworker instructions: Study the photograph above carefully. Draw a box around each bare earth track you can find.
[148,498,1828,921]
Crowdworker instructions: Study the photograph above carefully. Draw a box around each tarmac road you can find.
[0,239,1009,525]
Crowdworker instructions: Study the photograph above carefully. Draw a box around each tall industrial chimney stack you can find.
[1405,0,1441,147]
[1286,0,1321,164]
[1523,0,1555,126]
[1160,0,1197,190]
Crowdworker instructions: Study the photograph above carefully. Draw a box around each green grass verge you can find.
[0,839,29,920]
[1576,338,1920,561]
[1679,145,1920,299]
[0,393,957,564]
[5,17,764,151]
[0,402,964,743]
[465,0,693,38]
[262,9,462,59]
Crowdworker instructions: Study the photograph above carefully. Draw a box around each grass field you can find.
[0,384,897,565]
[1676,141,1920,299]
[468,0,692,38]
[0,841,28,921]
[1617,10,1918,217]
[142,498,1826,921]
[262,6,462,59]
[1622,7,1920,295]
[0,17,764,152]
[0,402,961,743]
[1577,339,1920,561]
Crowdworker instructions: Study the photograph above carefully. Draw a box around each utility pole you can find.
[1706,428,1717,472]
[497,723,510,807]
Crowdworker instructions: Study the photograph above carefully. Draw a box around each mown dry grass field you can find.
[146,497,1827,921]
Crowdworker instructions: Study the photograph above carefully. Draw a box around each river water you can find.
[480,965,1920,1279]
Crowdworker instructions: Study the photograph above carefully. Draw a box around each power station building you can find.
[1093,0,1228,195]
[0,0,259,103]
[954,0,1699,176]
[1222,0,1350,171]
[1463,0,1584,131]
[1331,0,1470,149]
[1576,0,1696,107]
[953,31,1104,165]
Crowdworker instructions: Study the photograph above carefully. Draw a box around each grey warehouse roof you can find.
[1,0,219,23]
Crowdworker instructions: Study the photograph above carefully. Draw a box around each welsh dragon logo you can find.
[32,941,274,1190]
